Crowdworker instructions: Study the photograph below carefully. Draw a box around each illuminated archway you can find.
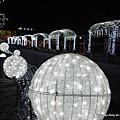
[33,33,49,48]
[23,34,33,47]
[88,20,120,55]
[49,29,77,52]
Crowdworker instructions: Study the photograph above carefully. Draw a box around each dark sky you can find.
[0,0,120,35]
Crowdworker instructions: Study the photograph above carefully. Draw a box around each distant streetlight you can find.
[79,36,82,39]
[18,27,33,31]
[18,27,22,30]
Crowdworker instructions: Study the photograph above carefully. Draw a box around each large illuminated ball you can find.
[3,50,27,78]
[28,53,111,120]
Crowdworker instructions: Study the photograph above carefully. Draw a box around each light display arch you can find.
[33,33,49,48]
[7,36,16,45]
[23,34,33,47]
[49,29,77,52]
[87,20,120,56]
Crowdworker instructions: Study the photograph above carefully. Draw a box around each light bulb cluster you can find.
[28,53,111,120]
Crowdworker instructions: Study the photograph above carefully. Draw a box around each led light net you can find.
[28,53,111,120]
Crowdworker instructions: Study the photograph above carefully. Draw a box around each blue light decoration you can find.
[87,20,120,55]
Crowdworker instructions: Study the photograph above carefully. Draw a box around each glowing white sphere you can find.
[3,51,27,78]
[28,53,111,120]
[14,49,21,56]
[0,42,9,51]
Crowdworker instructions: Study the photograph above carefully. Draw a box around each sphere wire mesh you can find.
[28,53,111,120]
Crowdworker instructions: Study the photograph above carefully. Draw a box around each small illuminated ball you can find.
[3,50,27,79]
[28,53,111,120]
[0,42,9,51]
[14,49,21,56]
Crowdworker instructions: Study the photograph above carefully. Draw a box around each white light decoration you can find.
[0,42,9,51]
[87,30,92,53]
[0,53,6,57]
[0,42,13,54]
[28,53,111,120]
[33,33,49,48]
[3,50,27,78]
[88,20,120,55]
[14,49,21,56]
[49,29,77,51]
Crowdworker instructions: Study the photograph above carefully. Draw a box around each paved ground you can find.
[0,46,120,120]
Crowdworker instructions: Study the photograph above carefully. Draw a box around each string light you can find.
[15,63,38,120]
[28,53,111,120]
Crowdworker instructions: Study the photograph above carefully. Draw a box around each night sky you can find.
[0,0,120,35]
